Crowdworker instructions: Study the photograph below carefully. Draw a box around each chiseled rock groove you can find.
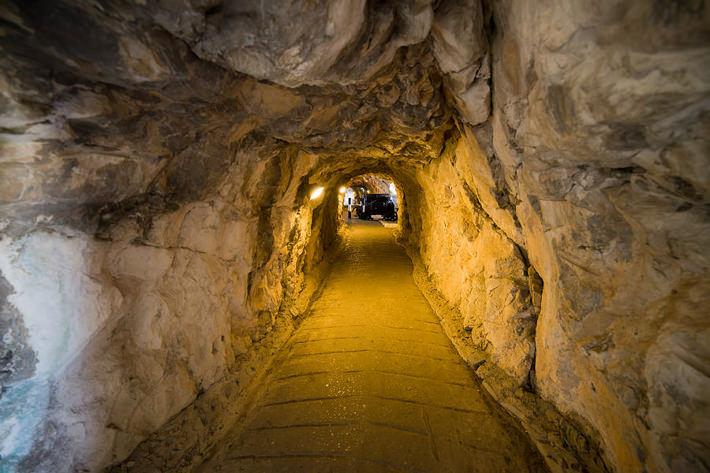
[0,1,708,472]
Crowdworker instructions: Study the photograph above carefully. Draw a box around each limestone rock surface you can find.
[0,1,707,473]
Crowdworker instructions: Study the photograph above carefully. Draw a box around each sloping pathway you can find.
[199,221,547,473]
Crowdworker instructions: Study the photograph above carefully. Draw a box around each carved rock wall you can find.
[0,1,708,472]
[482,2,710,471]
[0,145,336,472]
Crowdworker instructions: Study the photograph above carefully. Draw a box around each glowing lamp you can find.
[339,186,346,194]
[310,186,324,200]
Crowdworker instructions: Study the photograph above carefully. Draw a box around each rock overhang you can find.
[1,0,474,228]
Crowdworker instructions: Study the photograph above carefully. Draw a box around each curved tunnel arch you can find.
[300,161,428,269]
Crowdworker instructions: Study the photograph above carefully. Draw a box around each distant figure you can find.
[347,202,352,220]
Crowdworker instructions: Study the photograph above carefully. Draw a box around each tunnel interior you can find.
[0,1,708,473]
[337,174,400,223]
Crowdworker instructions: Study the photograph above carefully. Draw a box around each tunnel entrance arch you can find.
[330,171,410,234]
[300,165,426,274]
[340,174,400,225]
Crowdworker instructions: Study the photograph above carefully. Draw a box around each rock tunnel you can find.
[0,1,708,472]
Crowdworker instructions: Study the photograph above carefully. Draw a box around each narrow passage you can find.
[200,221,547,473]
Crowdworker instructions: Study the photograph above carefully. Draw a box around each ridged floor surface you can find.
[199,221,547,473]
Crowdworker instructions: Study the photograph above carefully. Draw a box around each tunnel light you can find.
[310,186,324,200]
[339,186,346,194]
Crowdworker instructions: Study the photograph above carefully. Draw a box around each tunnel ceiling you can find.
[348,175,393,194]
[0,0,492,229]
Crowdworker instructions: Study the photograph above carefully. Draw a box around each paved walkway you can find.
[199,221,547,473]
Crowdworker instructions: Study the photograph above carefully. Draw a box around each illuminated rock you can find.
[0,1,707,472]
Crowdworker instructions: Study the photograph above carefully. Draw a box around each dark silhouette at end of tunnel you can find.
[339,175,399,223]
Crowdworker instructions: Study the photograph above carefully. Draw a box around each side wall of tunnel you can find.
[307,150,538,391]
[0,145,341,472]
[398,135,537,386]
[385,120,710,473]
[303,112,710,473]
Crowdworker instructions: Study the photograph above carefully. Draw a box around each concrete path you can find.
[200,221,547,473]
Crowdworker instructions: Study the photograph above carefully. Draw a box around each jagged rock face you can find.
[348,175,392,194]
[0,0,458,227]
[484,2,710,472]
[0,274,37,386]
[0,145,326,471]
[0,1,708,473]
[405,133,536,386]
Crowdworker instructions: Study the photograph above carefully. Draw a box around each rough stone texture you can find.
[480,2,710,472]
[0,273,37,387]
[198,222,547,473]
[1,145,334,472]
[146,0,437,88]
[349,175,392,194]
[409,241,610,473]
[0,0,708,472]
[404,139,535,386]
[431,0,491,125]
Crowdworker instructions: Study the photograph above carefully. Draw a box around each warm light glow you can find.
[310,186,324,200]
[343,188,355,205]
[339,186,346,194]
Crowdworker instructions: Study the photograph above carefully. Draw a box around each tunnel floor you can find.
[199,221,547,473]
